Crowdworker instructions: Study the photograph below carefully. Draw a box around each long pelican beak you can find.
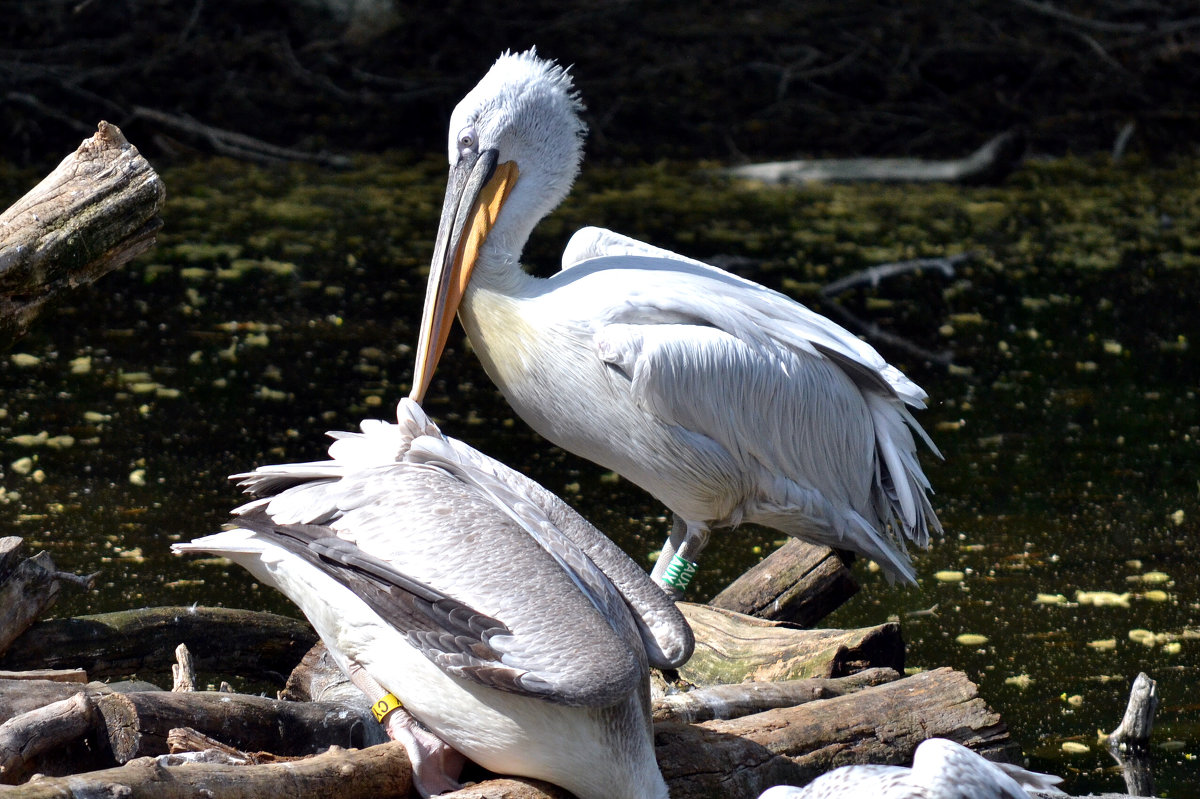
[410,148,518,403]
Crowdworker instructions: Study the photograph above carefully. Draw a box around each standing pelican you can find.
[411,49,941,595]
[756,738,1065,799]
[174,398,693,799]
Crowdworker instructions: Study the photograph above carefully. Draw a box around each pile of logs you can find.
[0,534,1024,799]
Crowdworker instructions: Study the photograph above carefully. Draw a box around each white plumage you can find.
[411,49,941,593]
[757,738,1066,799]
[174,398,692,799]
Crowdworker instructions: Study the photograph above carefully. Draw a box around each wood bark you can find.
[652,667,899,724]
[0,543,95,658]
[0,606,317,682]
[0,122,164,349]
[708,540,858,627]
[94,690,386,762]
[654,666,1013,799]
[0,671,87,684]
[676,603,903,685]
[0,692,99,784]
[0,740,412,799]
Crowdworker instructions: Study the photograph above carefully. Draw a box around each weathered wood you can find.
[0,741,412,798]
[652,667,900,724]
[722,130,1024,185]
[0,122,164,349]
[0,671,86,684]
[0,692,99,784]
[708,540,859,626]
[439,778,571,799]
[170,644,195,693]
[0,552,63,658]
[0,540,23,584]
[1107,672,1158,798]
[655,667,1013,799]
[96,689,386,762]
[677,603,903,685]
[0,679,162,727]
[282,641,370,706]
[0,606,317,682]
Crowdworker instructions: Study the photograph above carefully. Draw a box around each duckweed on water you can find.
[1,152,1198,796]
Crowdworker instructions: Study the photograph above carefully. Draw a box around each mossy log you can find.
[0,122,164,349]
[0,740,412,799]
[0,606,317,682]
[708,540,858,627]
[676,603,903,685]
[652,667,900,724]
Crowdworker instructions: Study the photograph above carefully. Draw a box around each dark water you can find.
[1,154,1196,796]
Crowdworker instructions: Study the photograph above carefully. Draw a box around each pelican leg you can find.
[346,662,465,797]
[650,515,709,599]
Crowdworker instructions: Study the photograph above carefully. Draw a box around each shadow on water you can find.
[0,153,1196,796]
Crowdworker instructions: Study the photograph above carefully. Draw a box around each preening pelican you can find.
[757,738,1065,799]
[411,49,942,595]
[174,398,693,799]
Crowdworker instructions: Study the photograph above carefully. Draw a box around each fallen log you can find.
[0,540,95,658]
[95,689,386,762]
[722,129,1024,185]
[652,667,900,724]
[0,671,87,684]
[0,122,164,349]
[708,540,858,626]
[677,603,903,685]
[0,606,317,682]
[0,692,99,784]
[654,666,1014,799]
[0,741,412,799]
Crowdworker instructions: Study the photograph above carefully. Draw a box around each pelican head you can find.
[411,49,586,401]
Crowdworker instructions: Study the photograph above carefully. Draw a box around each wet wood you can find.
[0,122,164,349]
[0,740,412,799]
[1108,672,1158,751]
[654,666,1014,799]
[95,690,385,762]
[0,542,96,658]
[0,606,317,682]
[0,692,99,785]
[170,644,195,693]
[723,129,1024,185]
[708,540,859,627]
[677,603,903,685]
[652,667,900,724]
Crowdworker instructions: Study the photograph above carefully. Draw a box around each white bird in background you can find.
[411,49,942,596]
[174,398,693,799]
[756,738,1066,799]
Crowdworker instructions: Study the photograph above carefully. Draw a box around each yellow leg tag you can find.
[372,692,403,723]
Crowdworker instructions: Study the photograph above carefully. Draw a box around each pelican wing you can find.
[409,433,694,669]
[562,226,710,271]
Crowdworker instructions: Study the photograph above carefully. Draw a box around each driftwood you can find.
[0,538,97,658]
[1107,672,1158,798]
[677,603,903,684]
[0,122,164,349]
[708,540,858,626]
[723,129,1025,185]
[0,692,99,784]
[652,667,899,724]
[0,740,412,799]
[0,671,87,684]
[0,606,317,682]
[95,690,385,762]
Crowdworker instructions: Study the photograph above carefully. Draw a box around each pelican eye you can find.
[457,126,478,157]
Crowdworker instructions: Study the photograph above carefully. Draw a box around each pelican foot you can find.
[384,708,467,797]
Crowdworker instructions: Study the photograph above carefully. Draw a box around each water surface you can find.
[0,153,1196,796]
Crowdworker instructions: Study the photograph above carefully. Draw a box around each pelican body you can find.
[174,398,693,799]
[412,50,942,593]
[757,738,1065,799]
